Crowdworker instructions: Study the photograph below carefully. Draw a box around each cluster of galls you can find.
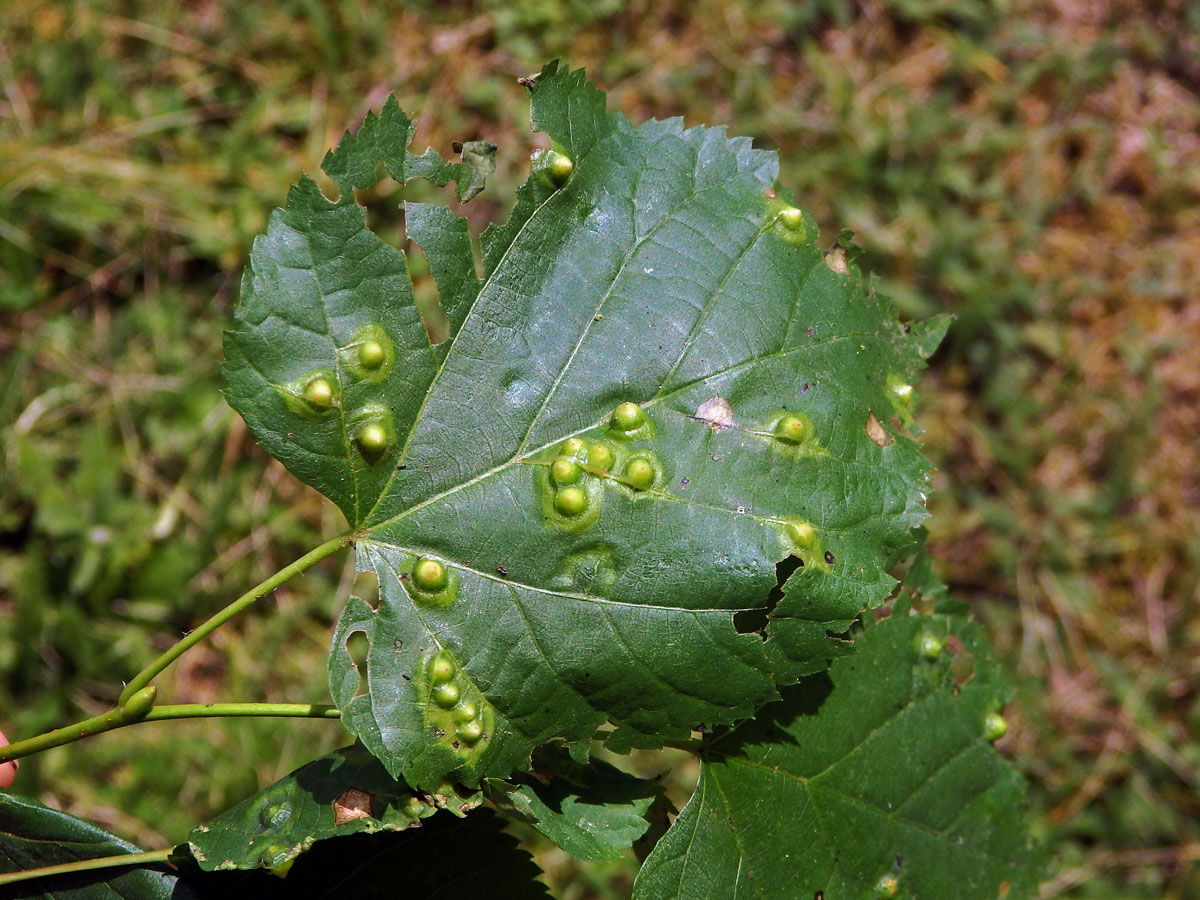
[426,650,488,749]
[548,402,663,524]
[287,326,396,460]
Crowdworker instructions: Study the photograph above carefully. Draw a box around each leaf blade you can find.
[486,747,662,863]
[225,64,946,789]
[0,794,192,900]
[187,744,479,873]
[633,613,1042,900]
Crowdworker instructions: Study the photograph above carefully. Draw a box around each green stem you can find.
[0,849,174,887]
[145,703,340,721]
[119,532,351,705]
[0,704,340,764]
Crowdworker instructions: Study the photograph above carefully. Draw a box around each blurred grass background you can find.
[1,1,1197,896]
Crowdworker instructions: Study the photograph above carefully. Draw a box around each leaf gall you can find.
[356,422,390,456]
[357,340,387,370]
[457,720,483,744]
[612,401,645,433]
[413,559,448,593]
[428,652,456,684]
[555,486,589,517]
[544,150,573,184]
[453,701,478,724]
[777,206,803,230]
[551,456,582,486]
[917,633,944,661]
[587,442,615,471]
[623,457,656,490]
[775,415,806,443]
[984,712,1008,741]
[303,376,335,409]
[433,683,461,708]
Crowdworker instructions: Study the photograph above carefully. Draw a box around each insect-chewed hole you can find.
[403,237,452,344]
[345,630,371,697]
[734,558,802,635]
[353,570,381,610]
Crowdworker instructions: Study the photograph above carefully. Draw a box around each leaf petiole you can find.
[118,532,353,706]
[0,848,174,888]
[0,703,340,764]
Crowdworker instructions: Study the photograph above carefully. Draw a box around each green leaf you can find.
[0,793,193,900]
[900,526,967,615]
[226,62,944,789]
[633,613,1042,900]
[486,747,662,862]
[187,744,481,873]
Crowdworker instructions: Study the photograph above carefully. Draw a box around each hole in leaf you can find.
[402,235,452,344]
[353,570,380,610]
[345,630,371,698]
[734,557,803,635]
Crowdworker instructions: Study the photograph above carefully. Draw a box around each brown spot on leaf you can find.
[951,652,977,686]
[694,396,734,430]
[824,245,850,274]
[333,788,374,826]
[866,412,894,447]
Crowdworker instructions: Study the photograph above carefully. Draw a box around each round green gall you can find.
[587,442,614,471]
[303,376,335,409]
[917,633,944,662]
[401,795,424,819]
[452,701,478,724]
[545,150,574,184]
[120,685,157,723]
[612,401,645,432]
[874,874,900,899]
[550,456,582,486]
[413,559,448,593]
[555,486,588,517]
[983,712,1008,742]
[357,340,386,370]
[357,422,390,455]
[777,206,804,230]
[561,437,586,457]
[623,457,655,490]
[457,720,483,744]
[433,682,461,709]
[787,521,816,549]
[428,652,456,684]
[774,415,806,443]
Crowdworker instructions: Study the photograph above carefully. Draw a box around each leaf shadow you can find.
[703,671,834,759]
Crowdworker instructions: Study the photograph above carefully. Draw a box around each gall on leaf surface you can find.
[186,744,480,874]
[633,613,1043,900]
[223,61,944,790]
